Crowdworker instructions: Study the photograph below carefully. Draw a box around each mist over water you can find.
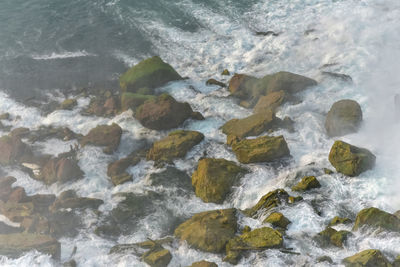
[1,0,400,266]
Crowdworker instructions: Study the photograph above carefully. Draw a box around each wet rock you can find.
[353,207,400,232]
[0,113,10,120]
[291,176,321,192]
[224,227,283,264]
[21,214,50,234]
[325,99,362,137]
[27,126,81,143]
[95,224,121,238]
[107,155,140,186]
[342,249,392,267]
[174,208,237,253]
[222,110,281,139]
[85,95,119,117]
[190,260,218,267]
[324,168,334,175]
[149,167,192,192]
[394,255,400,267]
[63,260,77,267]
[142,247,172,267]
[50,190,103,211]
[0,222,23,234]
[119,56,182,94]
[330,230,352,248]
[221,69,230,76]
[0,176,17,201]
[0,200,34,222]
[0,135,34,165]
[8,187,29,203]
[135,94,201,130]
[329,216,352,226]
[255,31,280,37]
[244,189,290,217]
[147,130,204,163]
[232,135,290,164]
[228,72,317,108]
[59,98,77,110]
[329,141,376,176]
[120,92,155,112]
[80,123,122,154]
[192,158,245,204]
[9,127,30,138]
[321,71,353,83]
[48,210,81,238]
[253,91,286,113]
[110,172,132,186]
[39,156,84,185]
[315,227,351,248]
[317,256,333,264]
[0,233,60,259]
[395,210,400,220]
[29,194,56,214]
[206,79,226,87]
[263,212,291,229]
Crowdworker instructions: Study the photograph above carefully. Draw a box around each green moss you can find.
[329,216,352,226]
[244,189,289,217]
[343,249,392,267]
[120,92,155,111]
[221,69,230,76]
[330,230,351,248]
[291,176,321,192]
[353,207,400,232]
[142,247,172,267]
[264,212,291,229]
[59,99,77,110]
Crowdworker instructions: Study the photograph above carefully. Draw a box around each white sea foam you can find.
[31,51,96,60]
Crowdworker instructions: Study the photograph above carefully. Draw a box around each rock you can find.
[174,208,237,253]
[107,156,140,186]
[50,190,103,211]
[80,123,122,154]
[149,167,192,192]
[135,94,201,130]
[147,130,204,163]
[119,56,182,94]
[0,135,33,165]
[29,194,56,214]
[324,168,334,174]
[192,158,245,204]
[221,69,230,76]
[222,110,281,139]
[353,207,400,232]
[317,256,333,264]
[85,96,119,117]
[120,92,155,112]
[232,135,290,164]
[321,71,353,83]
[63,260,77,267]
[263,212,291,229]
[255,31,280,37]
[8,187,28,203]
[325,99,362,137]
[253,91,286,113]
[40,156,84,185]
[0,233,60,259]
[111,173,132,186]
[47,210,81,238]
[394,255,400,267]
[27,126,81,143]
[343,249,392,267]
[0,200,34,222]
[59,99,77,110]
[21,215,50,234]
[228,72,317,108]
[142,247,172,267]
[329,141,376,176]
[395,210,400,220]
[0,176,17,201]
[291,176,321,192]
[330,230,351,248]
[190,260,218,267]
[9,127,30,138]
[329,216,352,226]
[244,189,290,217]
[206,79,226,87]
[224,227,283,264]
[0,221,22,234]
[0,113,10,120]
[314,227,337,247]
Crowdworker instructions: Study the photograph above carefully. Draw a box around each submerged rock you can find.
[353,207,400,232]
[120,92,155,112]
[0,233,60,259]
[263,212,291,229]
[119,56,182,94]
[148,167,192,192]
[221,110,280,139]
[291,176,321,192]
[206,78,226,87]
[232,135,290,164]
[80,123,122,154]
[147,130,204,162]
[190,260,218,267]
[59,98,77,110]
[107,156,140,186]
[325,99,362,137]
[329,216,352,226]
[329,141,376,176]
[224,227,283,264]
[192,158,245,203]
[135,94,202,130]
[342,249,392,267]
[244,189,290,217]
[174,208,237,253]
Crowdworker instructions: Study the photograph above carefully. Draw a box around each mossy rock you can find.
[232,135,290,164]
[329,141,376,176]
[174,208,237,253]
[0,233,60,259]
[190,260,218,267]
[59,98,77,110]
[221,69,230,76]
[143,247,172,267]
[324,168,334,174]
[120,92,155,112]
[192,158,245,204]
[224,227,283,264]
[0,135,34,165]
[353,207,400,232]
[393,255,400,267]
[329,216,352,226]
[147,130,204,162]
[315,227,338,247]
[80,123,122,154]
[263,212,291,229]
[253,91,286,113]
[222,110,279,139]
[325,99,362,137]
[330,230,351,248]
[291,176,321,192]
[343,249,392,267]
[244,189,290,217]
[119,56,182,94]
[0,200,34,223]
[149,167,192,193]
[206,79,226,87]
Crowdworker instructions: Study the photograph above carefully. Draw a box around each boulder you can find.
[120,92,155,112]
[40,156,84,185]
[253,91,286,113]
[224,227,283,264]
[330,230,352,248]
[228,72,317,108]
[192,158,245,204]
[147,130,204,162]
[0,233,60,259]
[0,176,17,201]
[107,155,140,186]
[142,247,172,267]
[111,173,132,186]
[174,209,237,253]
[0,135,33,165]
[50,190,103,211]
[394,255,400,267]
[190,260,218,267]
[221,110,280,139]
[329,216,352,226]
[148,167,192,192]
[59,99,77,110]
[232,135,290,164]
[135,94,201,130]
[0,113,10,120]
[314,227,352,248]
[80,123,122,154]
[85,95,119,117]
[0,200,34,222]
[244,189,290,217]
[325,100,362,137]
[119,56,182,94]
[206,79,226,87]
[263,212,291,229]
[291,176,321,192]
[342,249,392,267]
[329,141,376,176]
[353,207,400,232]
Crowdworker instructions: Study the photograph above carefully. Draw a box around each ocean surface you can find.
[1,0,400,266]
